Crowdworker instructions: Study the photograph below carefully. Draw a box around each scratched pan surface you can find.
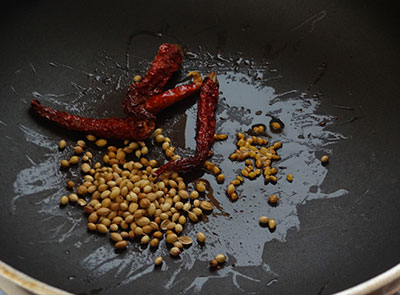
[1,0,400,294]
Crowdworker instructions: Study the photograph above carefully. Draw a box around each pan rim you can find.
[0,259,399,294]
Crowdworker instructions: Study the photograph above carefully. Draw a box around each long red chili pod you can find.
[144,72,202,114]
[31,100,154,140]
[155,72,219,175]
[122,43,183,118]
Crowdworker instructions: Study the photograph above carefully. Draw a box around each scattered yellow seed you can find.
[287,174,293,182]
[209,259,218,268]
[73,146,83,155]
[66,180,75,189]
[96,223,108,234]
[271,122,281,130]
[214,134,228,140]
[60,196,69,205]
[115,240,128,249]
[58,139,67,149]
[69,156,79,164]
[268,195,279,204]
[227,184,235,195]
[169,247,181,256]
[86,134,96,142]
[259,216,269,225]
[68,193,78,202]
[81,163,91,173]
[60,159,70,168]
[216,174,225,183]
[321,155,329,163]
[77,198,87,206]
[196,182,206,193]
[95,139,108,147]
[268,219,277,230]
[154,256,163,266]
[133,75,142,82]
[200,201,213,211]
[197,232,206,243]
[215,254,226,263]
[178,236,193,246]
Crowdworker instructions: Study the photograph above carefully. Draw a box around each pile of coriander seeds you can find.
[58,130,212,261]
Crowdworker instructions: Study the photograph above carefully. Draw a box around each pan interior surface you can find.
[0,0,399,294]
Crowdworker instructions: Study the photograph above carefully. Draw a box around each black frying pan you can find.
[1,0,400,294]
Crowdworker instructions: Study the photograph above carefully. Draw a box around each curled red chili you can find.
[30,44,201,140]
[122,43,183,120]
[155,72,219,175]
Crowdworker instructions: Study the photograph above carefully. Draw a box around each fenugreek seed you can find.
[68,193,78,202]
[227,184,235,195]
[268,219,277,230]
[197,232,206,243]
[231,192,238,201]
[216,174,225,183]
[231,179,240,186]
[133,75,142,82]
[216,254,226,263]
[95,139,107,147]
[110,232,123,242]
[58,139,67,149]
[269,175,277,182]
[166,233,178,244]
[237,132,245,139]
[60,159,70,168]
[286,173,293,182]
[196,182,206,193]
[87,223,96,231]
[170,247,181,256]
[259,216,269,225]
[268,195,279,204]
[321,155,329,163]
[200,201,213,211]
[214,134,228,140]
[141,235,150,244]
[209,259,218,268]
[273,142,282,149]
[154,256,163,266]
[96,224,108,233]
[60,196,69,205]
[115,240,128,249]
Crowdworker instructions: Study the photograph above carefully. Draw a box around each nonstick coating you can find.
[1,1,400,294]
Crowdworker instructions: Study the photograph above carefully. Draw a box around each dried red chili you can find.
[155,72,219,175]
[122,43,183,120]
[30,44,201,141]
[31,100,155,140]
